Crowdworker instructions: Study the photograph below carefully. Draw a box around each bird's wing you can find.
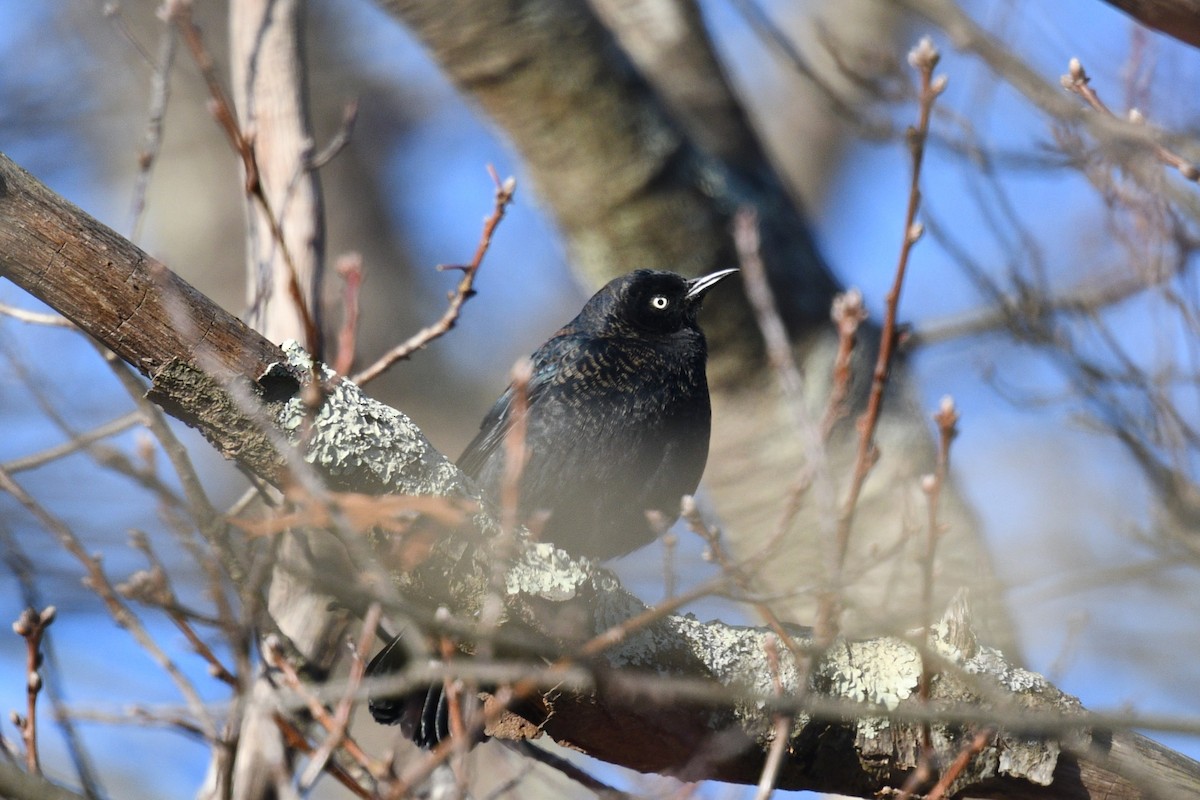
[455,334,578,478]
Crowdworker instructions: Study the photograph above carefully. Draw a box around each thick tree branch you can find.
[1100,0,1200,49]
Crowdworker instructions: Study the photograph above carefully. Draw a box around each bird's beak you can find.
[685,268,739,301]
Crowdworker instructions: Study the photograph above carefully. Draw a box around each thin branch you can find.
[270,712,373,799]
[10,605,54,775]
[0,466,219,741]
[1061,57,1199,183]
[751,636,791,800]
[167,0,323,360]
[332,252,363,377]
[824,37,946,641]
[921,396,959,633]
[734,207,839,583]
[120,531,238,687]
[0,303,74,328]
[128,16,177,242]
[1,412,144,474]
[926,726,995,800]
[0,524,105,799]
[297,603,382,790]
[264,635,387,783]
[352,167,516,386]
[310,100,360,170]
[389,575,730,796]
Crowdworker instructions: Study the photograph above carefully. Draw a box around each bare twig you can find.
[264,635,387,783]
[10,605,55,774]
[0,303,74,328]
[735,207,839,578]
[2,412,144,474]
[679,498,807,661]
[128,17,177,242]
[271,712,373,799]
[1,524,105,798]
[751,636,791,800]
[824,37,946,641]
[168,0,323,360]
[727,0,894,138]
[499,358,533,539]
[310,100,360,170]
[332,252,363,377]
[121,531,238,687]
[926,726,994,800]
[0,466,218,741]
[352,167,516,385]
[297,603,383,790]
[921,396,959,633]
[823,290,868,436]
[1061,57,1200,182]
[389,575,730,795]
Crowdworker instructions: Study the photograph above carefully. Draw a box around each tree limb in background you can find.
[1100,0,1200,49]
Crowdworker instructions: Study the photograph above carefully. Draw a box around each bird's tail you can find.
[366,634,450,748]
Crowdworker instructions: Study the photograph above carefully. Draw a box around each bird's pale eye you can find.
[649,295,670,310]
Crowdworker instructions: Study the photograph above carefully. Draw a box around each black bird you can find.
[367,267,738,744]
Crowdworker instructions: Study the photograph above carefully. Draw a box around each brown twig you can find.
[751,636,792,800]
[499,359,533,538]
[128,16,177,243]
[897,396,961,800]
[264,635,388,785]
[11,605,55,774]
[1061,57,1200,182]
[352,167,517,386]
[298,603,383,790]
[823,290,868,436]
[679,498,808,661]
[120,531,238,687]
[0,466,218,740]
[168,0,323,360]
[332,252,364,377]
[921,397,959,634]
[823,37,946,642]
[271,712,372,799]
[925,726,994,800]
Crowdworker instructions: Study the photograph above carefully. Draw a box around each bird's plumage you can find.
[367,267,737,743]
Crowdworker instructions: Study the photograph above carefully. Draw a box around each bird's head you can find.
[578,268,739,338]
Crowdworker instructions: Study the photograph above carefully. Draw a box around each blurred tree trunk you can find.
[378,0,1016,649]
[204,2,351,798]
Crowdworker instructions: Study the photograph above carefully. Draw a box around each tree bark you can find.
[1100,0,1200,48]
